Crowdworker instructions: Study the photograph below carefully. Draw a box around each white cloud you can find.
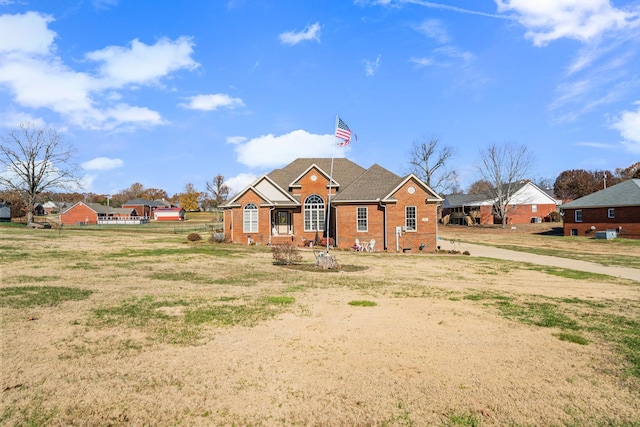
[0,12,56,55]
[279,23,321,46]
[234,129,345,169]
[225,173,258,196]
[85,36,198,88]
[410,57,435,67]
[361,0,509,19]
[0,112,46,128]
[494,0,640,46]
[414,19,450,44]
[92,0,120,10]
[575,141,615,149]
[364,55,381,76]
[226,136,248,145]
[181,94,245,111]
[81,157,124,171]
[410,46,473,68]
[611,101,640,153]
[0,12,200,131]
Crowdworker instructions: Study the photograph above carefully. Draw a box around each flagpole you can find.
[327,115,338,254]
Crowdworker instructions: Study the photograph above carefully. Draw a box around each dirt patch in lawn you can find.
[1,227,639,426]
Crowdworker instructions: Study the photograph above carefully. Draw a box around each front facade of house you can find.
[443,181,559,225]
[561,179,640,239]
[60,202,144,225]
[222,158,443,252]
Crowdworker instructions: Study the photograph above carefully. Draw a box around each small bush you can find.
[187,232,202,242]
[546,211,562,222]
[272,244,302,265]
[462,250,471,256]
[209,232,225,243]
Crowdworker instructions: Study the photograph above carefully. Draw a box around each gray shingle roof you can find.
[123,198,170,207]
[268,158,366,192]
[85,202,134,215]
[333,164,402,201]
[561,179,640,208]
[225,158,436,207]
[443,193,493,208]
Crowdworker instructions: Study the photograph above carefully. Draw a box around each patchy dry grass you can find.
[1,225,639,426]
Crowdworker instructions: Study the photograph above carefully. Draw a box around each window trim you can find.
[405,206,417,232]
[243,203,258,233]
[356,207,368,232]
[608,208,615,219]
[575,210,582,223]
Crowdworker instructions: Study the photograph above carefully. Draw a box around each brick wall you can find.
[562,206,640,239]
[60,203,97,225]
[386,179,439,252]
[224,189,273,245]
[505,203,557,224]
[335,203,384,249]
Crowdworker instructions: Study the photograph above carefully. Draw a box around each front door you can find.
[277,211,290,235]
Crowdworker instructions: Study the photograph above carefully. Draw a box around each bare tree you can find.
[615,161,640,180]
[0,123,81,224]
[475,142,534,228]
[407,136,458,195]
[206,174,230,208]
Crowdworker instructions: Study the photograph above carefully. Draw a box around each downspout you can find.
[379,200,387,251]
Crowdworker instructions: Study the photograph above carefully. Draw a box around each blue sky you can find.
[1,0,639,197]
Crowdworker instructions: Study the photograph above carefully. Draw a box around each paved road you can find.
[438,239,640,282]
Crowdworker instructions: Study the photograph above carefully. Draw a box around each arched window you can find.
[304,195,325,231]
[243,203,258,232]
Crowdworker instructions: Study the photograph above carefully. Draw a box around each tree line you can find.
[1,123,638,224]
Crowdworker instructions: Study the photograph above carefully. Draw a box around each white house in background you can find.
[442,181,559,225]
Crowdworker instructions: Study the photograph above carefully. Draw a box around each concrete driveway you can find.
[438,239,640,282]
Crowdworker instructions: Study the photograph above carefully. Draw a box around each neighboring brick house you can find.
[222,158,443,252]
[442,181,559,225]
[60,202,139,225]
[122,198,172,218]
[561,178,640,239]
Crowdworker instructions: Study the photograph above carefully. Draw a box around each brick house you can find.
[60,202,140,225]
[222,158,443,252]
[561,178,640,239]
[122,198,172,218]
[442,181,559,225]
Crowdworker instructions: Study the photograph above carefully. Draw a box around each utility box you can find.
[595,230,617,240]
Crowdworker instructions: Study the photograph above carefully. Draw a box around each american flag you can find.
[335,117,353,146]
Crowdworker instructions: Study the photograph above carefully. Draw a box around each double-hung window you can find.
[243,203,258,233]
[575,210,582,223]
[357,207,368,232]
[405,206,416,231]
[608,208,615,219]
